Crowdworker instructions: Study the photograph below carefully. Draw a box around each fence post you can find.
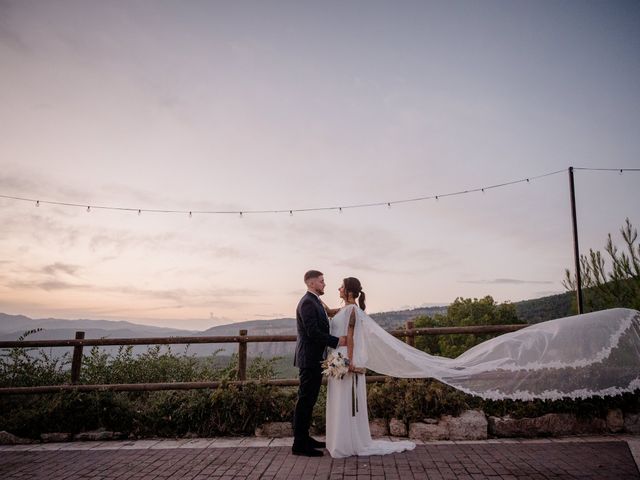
[70,331,85,384]
[405,321,415,347]
[237,329,248,381]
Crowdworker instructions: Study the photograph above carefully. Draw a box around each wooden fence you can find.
[0,321,526,395]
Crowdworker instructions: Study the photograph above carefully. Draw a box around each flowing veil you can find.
[356,307,640,401]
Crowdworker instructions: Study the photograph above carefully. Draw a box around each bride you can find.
[323,277,640,458]
[325,277,415,458]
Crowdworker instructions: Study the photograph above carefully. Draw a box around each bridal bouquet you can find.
[321,351,350,379]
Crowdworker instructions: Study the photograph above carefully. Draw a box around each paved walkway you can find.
[1,435,638,479]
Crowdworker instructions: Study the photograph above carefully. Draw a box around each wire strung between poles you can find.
[0,167,637,217]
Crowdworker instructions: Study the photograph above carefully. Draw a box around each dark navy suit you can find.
[292,291,340,449]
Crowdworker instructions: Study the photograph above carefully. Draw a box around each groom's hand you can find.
[338,336,347,347]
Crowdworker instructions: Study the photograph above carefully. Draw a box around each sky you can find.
[1,1,639,330]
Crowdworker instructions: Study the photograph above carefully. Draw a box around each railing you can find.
[0,321,526,395]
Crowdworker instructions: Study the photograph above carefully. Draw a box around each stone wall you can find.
[2,409,639,445]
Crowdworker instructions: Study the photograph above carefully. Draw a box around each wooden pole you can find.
[237,329,248,381]
[405,321,415,347]
[70,331,85,384]
[568,167,584,314]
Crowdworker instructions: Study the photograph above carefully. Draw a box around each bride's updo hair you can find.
[343,277,366,311]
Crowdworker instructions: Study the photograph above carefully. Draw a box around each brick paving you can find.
[0,437,638,479]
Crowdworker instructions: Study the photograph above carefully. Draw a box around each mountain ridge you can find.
[0,291,573,357]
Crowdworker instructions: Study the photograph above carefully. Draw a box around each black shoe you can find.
[292,446,324,457]
[307,437,326,449]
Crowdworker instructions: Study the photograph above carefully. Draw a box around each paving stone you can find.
[0,438,637,479]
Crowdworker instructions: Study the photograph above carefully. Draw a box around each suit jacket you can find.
[294,291,340,368]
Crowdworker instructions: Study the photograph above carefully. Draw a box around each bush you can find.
[1,330,638,439]
[0,329,70,387]
[414,296,524,358]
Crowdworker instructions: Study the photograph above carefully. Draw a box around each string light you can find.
[1,167,637,218]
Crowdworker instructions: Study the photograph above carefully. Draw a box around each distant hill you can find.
[514,292,575,324]
[0,312,196,336]
[0,292,576,360]
[0,312,200,359]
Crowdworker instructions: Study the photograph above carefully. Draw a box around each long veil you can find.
[355,307,640,401]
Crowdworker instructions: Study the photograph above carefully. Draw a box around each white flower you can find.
[321,351,350,379]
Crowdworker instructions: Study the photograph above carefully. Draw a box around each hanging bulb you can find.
[526,178,530,183]
[289,210,293,216]
[435,196,439,201]
[387,202,391,209]
[339,207,342,214]
[36,200,40,207]
[239,211,243,218]
[620,169,623,175]
[138,209,142,216]
[86,206,91,212]
[189,211,192,218]
[481,188,485,193]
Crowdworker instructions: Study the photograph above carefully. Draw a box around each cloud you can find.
[0,1,31,54]
[8,279,90,291]
[0,174,39,192]
[89,231,177,254]
[459,278,553,285]
[88,230,248,260]
[0,213,81,248]
[333,257,391,273]
[5,276,262,311]
[332,246,456,275]
[42,262,79,276]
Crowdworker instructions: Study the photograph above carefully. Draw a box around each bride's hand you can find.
[321,300,338,317]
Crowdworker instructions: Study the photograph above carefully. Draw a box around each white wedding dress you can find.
[326,305,416,458]
[325,305,640,458]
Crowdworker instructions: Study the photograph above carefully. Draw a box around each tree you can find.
[414,296,522,358]
[564,218,640,312]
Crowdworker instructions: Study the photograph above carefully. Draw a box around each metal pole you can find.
[568,167,584,314]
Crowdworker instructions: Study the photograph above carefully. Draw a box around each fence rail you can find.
[0,321,526,395]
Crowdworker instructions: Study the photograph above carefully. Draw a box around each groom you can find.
[292,270,346,457]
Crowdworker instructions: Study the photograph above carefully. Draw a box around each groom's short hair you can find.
[304,270,323,282]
